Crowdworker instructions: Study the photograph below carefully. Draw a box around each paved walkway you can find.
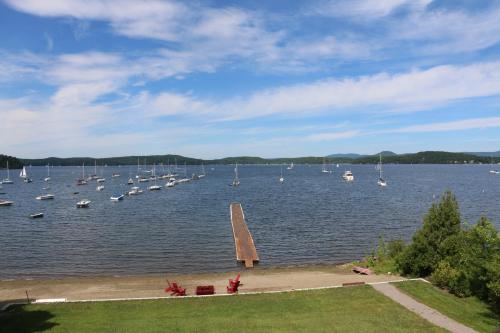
[372,283,478,333]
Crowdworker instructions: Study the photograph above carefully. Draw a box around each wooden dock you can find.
[230,203,259,268]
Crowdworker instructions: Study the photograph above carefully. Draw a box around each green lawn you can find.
[394,280,500,333]
[1,286,447,333]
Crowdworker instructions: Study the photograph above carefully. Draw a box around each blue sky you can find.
[1,0,500,158]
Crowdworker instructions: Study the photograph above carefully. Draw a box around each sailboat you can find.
[377,154,387,187]
[76,163,88,185]
[88,160,98,180]
[287,162,294,170]
[279,164,284,183]
[44,164,51,181]
[231,163,240,186]
[2,161,13,184]
[322,158,332,173]
[198,163,206,179]
[489,156,499,174]
[148,164,161,190]
[20,166,32,183]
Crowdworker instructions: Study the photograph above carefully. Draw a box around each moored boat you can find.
[110,194,124,201]
[30,212,44,219]
[342,170,354,181]
[36,194,55,200]
[0,199,14,206]
[127,186,143,195]
[76,199,91,208]
[2,161,13,184]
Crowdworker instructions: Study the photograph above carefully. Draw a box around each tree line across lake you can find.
[1,151,499,167]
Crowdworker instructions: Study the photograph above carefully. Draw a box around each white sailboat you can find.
[44,164,51,182]
[279,164,284,183]
[232,163,240,186]
[2,161,13,184]
[76,163,88,185]
[322,158,332,173]
[198,163,206,179]
[377,154,387,187]
[489,156,499,174]
[148,164,161,190]
[287,162,294,170]
[20,166,32,183]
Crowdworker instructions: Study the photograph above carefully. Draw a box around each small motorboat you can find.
[148,185,161,191]
[110,194,124,201]
[24,178,33,183]
[36,194,55,200]
[96,185,105,191]
[191,173,199,180]
[76,199,91,208]
[30,212,44,219]
[127,178,134,185]
[165,181,175,188]
[0,199,14,206]
[112,173,120,178]
[96,178,106,183]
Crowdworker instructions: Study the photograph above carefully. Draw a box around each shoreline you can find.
[0,263,401,304]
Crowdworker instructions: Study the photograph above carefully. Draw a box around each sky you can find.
[1,0,500,159]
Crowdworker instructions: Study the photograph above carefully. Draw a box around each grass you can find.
[0,286,447,333]
[393,280,500,333]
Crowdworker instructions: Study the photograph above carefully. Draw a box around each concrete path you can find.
[372,283,478,333]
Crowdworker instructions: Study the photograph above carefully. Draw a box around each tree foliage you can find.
[0,154,23,169]
[393,191,499,312]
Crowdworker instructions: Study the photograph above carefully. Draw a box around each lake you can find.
[0,164,498,279]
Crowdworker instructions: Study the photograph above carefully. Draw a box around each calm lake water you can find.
[0,164,499,279]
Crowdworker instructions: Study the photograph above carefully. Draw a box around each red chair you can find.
[227,273,241,294]
[165,280,187,296]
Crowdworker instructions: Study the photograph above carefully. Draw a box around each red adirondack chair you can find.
[165,280,186,296]
[227,273,241,294]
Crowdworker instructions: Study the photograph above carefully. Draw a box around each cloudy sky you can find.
[1,0,500,158]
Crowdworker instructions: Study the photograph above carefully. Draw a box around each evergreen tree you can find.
[397,190,462,276]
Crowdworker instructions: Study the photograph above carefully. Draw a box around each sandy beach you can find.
[0,264,402,305]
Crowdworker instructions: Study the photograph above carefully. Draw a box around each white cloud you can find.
[215,61,500,120]
[393,117,500,133]
[315,0,431,19]
[4,0,187,41]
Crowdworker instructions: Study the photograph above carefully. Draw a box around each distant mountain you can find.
[378,151,397,156]
[327,151,396,158]
[10,150,500,166]
[465,151,500,157]
[327,153,366,158]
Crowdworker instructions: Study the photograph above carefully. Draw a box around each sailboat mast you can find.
[379,154,383,179]
[6,161,9,179]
